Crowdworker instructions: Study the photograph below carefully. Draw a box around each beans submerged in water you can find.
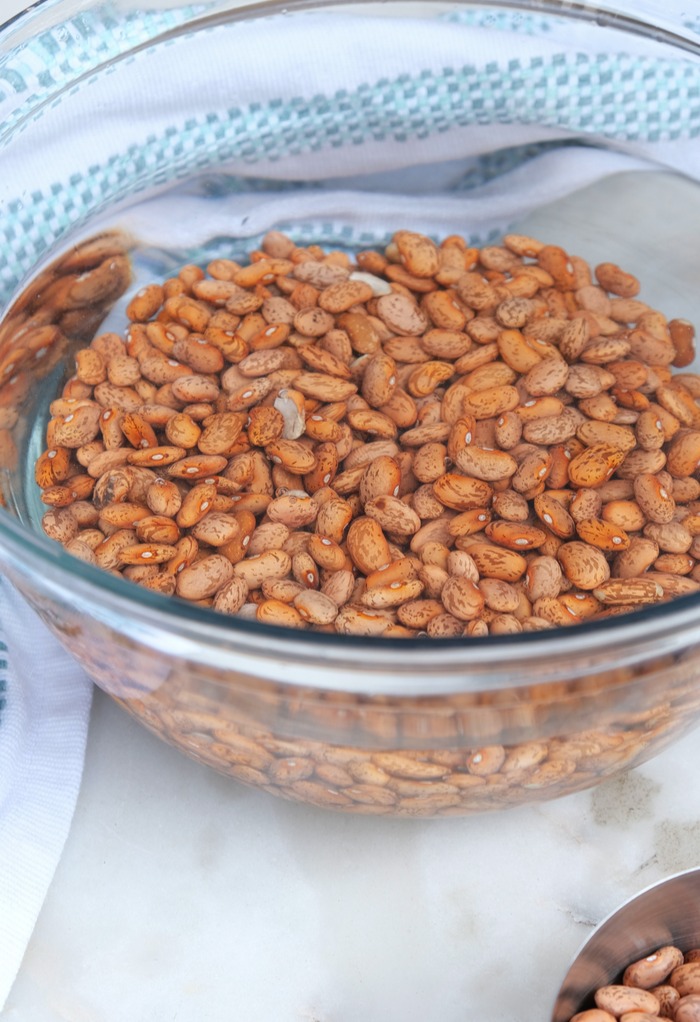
[36,229,700,636]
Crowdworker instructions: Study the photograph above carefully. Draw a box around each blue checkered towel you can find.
[0,3,697,301]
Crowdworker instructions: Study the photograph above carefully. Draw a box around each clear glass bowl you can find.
[0,0,698,816]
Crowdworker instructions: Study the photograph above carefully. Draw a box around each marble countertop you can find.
[3,688,700,1022]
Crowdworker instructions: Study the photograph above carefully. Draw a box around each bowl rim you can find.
[3,503,700,689]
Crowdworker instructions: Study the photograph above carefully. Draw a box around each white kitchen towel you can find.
[0,2,697,300]
[0,578,92,1011]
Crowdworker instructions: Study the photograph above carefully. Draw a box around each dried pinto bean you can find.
[35,229,700,635]
[568,945,700,1022]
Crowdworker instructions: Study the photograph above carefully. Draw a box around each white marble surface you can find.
[2,688,700,1022]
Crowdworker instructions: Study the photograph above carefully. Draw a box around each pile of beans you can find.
[36,229,700,636]
[572,945,700,1020]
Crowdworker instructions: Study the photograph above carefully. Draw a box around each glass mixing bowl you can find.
[0,0,698,816]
